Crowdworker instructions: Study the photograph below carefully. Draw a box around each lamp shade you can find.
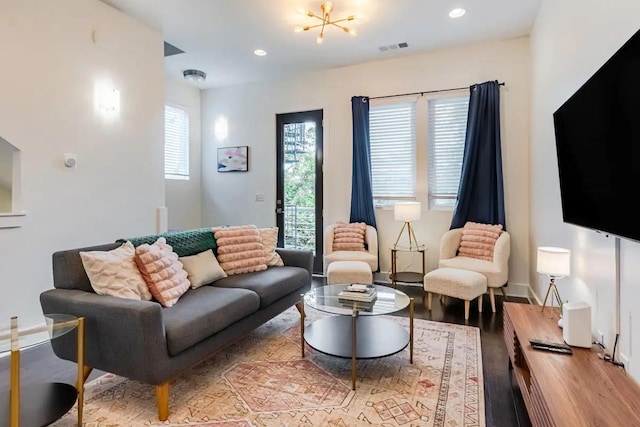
[394,202,421,222]
[537,247,571,277]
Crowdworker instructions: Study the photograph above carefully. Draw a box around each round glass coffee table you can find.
[0,314,85,427]
[301,284,414,389]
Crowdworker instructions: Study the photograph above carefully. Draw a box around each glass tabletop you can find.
[304,284,410,316]
[0,314,79,353]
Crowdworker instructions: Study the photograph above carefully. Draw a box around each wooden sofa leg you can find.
[489,288,496,313]
[156,383,169,421]
[464,300,470,320]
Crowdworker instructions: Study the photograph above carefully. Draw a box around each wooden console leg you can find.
[489,288,496,313]
[464,300,470,320]
[156,383,169,421]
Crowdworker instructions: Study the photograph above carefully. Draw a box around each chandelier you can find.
[295,2,357,44]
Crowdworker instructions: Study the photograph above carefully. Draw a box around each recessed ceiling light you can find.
[449,8,466,18]
[254,49,267,56]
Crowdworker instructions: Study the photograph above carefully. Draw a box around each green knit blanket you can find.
[116,228,217,257]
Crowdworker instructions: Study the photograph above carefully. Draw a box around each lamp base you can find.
[541,278,564,317]
[393,221,420,251]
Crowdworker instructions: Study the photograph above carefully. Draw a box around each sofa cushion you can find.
[79,242,152,301]
[117,228,217,257]
[213,266,308,308]
[259,227,284,267]
[213,225,268,275]
[179,249,227,289]
[134,238,190,307]
[162,286,260,356]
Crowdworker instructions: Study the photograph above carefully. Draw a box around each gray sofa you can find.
[39,230,313,421]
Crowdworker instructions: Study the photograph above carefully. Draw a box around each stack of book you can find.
[338,284,377,303]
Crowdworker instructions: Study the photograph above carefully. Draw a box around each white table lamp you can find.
[537,246,571,315]
[393,202,421,250]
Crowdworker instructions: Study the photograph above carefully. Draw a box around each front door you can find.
[276,110,323,274]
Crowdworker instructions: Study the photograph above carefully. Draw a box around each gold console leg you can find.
[156,383,169,421]
[76,317,86,427]
[409,298,414,364]
[351,313,357,390]
[297,298,305,357]
[10,317,19,427]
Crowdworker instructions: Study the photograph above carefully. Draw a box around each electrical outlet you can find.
[620,353,630,368]
[597,329,605,346]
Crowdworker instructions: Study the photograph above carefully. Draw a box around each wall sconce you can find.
[215,117,228,141]
[94,81,120,118]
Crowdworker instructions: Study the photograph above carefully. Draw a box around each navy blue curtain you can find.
[450,80,506,230]
[349,96,377,228]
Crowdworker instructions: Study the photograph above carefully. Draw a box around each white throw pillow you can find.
[259,227,285,267]
[80,241,152,301]
[179,249,227,289]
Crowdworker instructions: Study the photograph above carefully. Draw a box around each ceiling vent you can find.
[164,41,185,57]
[378,42,409,53]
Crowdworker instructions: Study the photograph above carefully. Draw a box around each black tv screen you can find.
[553,28,640,242]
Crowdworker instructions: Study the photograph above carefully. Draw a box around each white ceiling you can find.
[100,0,540,89]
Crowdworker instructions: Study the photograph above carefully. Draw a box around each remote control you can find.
[529,338,571,350]
[531,344,573,355]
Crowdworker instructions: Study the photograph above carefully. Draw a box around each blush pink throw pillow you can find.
[458,221,504,261]
[212,225,268,275]
[134,237,190,307]
[332,222,366,251]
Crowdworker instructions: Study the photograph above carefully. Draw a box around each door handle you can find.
[276,208,284,214]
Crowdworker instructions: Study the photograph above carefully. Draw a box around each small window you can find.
[427,96,469,210]
[369,102,416,204]
[164,105,189,180]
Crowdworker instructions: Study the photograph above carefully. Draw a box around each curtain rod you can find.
[369,82,505,100]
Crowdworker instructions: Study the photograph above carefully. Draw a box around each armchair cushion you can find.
[458,221,504,261]
[332,222,367,251]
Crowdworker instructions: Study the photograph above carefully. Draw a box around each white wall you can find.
[0,0,164,325]
[202,37,530,291]
[165,78,202,230]
[530,0,640,380]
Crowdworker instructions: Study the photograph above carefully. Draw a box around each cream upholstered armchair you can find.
[438,227,510,312]
[324,224,378,273]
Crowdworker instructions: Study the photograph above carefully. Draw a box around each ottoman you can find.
[327,260,373,285]
[423,267,487,320]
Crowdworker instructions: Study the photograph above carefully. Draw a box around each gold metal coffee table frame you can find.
[1,315,85,427]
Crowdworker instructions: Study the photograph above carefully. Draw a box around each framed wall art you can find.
[217,146,248,172]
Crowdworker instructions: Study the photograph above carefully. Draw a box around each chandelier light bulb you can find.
[297,7,306,15]
[349,28,357,36]
[294,26,304,33]
[317,33,324,44]
[323,2,334,14]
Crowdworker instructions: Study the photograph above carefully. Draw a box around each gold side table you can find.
[0,314,85,427]
[390,245,427,288]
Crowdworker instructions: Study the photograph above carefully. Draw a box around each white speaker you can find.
[563,301,592,348]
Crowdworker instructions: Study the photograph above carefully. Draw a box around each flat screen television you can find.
[553,28,640,242]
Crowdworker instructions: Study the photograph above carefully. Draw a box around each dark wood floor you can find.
[1,276,532,427]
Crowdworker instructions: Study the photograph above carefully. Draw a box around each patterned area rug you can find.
[52,307,484,427]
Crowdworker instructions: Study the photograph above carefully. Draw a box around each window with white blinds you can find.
[427,95,470,210]
[369,102,416,202]
[164,105,189,180]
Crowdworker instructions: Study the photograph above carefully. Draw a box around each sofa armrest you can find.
[40,289,167,381]
[276,248,313,276]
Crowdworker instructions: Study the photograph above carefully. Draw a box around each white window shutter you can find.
[165,105,190,180]
[369,102,416,200]
[427,96,469,209]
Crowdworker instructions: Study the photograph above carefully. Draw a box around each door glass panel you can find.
[283,121,316,253]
